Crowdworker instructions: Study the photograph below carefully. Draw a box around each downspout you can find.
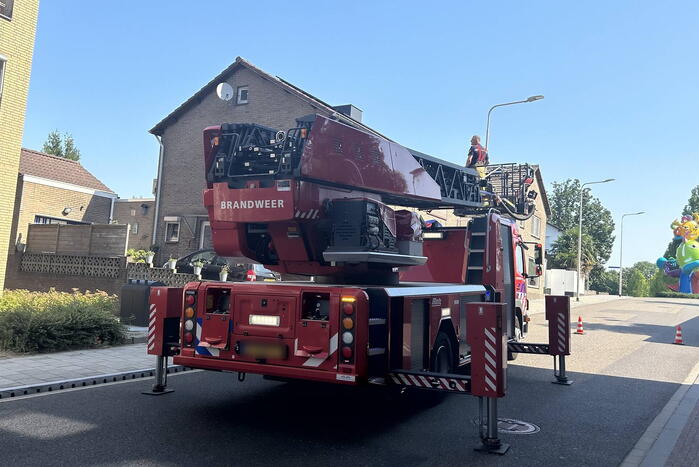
[152,134,164,247]
[109,196,115,223]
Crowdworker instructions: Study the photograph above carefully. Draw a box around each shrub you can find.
[127,249,151,263]
[0,290,127,353]
[655,291,699,299]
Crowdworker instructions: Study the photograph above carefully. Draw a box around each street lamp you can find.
[618,211,645,296]
[485,95,544,150]
[576,178,615,301]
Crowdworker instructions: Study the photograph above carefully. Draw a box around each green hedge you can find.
[0,290,127,353]
[655,291,699,299]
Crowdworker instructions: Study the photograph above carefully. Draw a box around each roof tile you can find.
[19,148,114,193]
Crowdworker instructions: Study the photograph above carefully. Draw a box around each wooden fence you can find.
[25,224,130,257]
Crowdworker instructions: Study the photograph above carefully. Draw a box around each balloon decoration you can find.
[657,214,699,293]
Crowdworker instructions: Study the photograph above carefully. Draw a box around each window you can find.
[34,215,88,225]
[532,216,541,238]
[527,257,540,287]
[515,244,525,275]
[131,223,139,234]
[0,0,13,21]
[165,222,180,243]
[0,56,6,107]
[130,208,136,217]
[236,85,248,104]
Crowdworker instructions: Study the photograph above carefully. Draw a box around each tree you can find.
[548,179,615,265]
[42,130,81,161]
[624,268,649,297]
[589,265,619,295]
[631,261,656,282]
[649,269,675,296]
[548,227,597,273]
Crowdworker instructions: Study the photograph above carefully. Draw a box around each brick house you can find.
[0,0,40,292]
[149,57,365,261]
[7,148,117,259]
[148,57,552,295]
[112,198,155,251]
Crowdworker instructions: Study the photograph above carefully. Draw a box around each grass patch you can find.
[0,289,127,353]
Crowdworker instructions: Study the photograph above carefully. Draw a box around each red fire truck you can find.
[144,112,569,453]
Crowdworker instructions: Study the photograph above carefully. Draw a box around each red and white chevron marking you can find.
[294,209,319,220]
[147,303,157,352]
[389,373,468,392]
[483,326,498,393]
[556,312,567,353]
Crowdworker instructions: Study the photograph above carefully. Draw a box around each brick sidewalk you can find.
[0,344,154,390]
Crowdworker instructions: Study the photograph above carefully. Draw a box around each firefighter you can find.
[466,135,489,178]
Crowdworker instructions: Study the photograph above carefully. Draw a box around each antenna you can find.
[216,82,234,101]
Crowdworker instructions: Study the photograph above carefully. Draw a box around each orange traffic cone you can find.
[575,316,585,335]
[674,326,684,345]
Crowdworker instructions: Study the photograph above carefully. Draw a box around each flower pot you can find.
[146,254,154,266]
[167,260,177,271]
[193,266,202,276]
[219,272,228,282]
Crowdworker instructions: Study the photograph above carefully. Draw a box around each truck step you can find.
[388,370,471,394]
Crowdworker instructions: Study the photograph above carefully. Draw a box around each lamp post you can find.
[577,179,615,301]
[618,211,645,296]
[485,95,544,150]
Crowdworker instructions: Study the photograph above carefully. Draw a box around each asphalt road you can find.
[0,297,698,466]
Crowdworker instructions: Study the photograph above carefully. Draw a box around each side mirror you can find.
[534,243,543,265]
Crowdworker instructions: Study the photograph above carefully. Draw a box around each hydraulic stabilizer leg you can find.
[142,356,174,395]
[475,397,510,454]
[553,354,574,385]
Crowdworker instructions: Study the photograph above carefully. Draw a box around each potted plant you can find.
[219,263,230,282]
[192,259,206,276]
[167,256,177,271]
[146,250,155,266]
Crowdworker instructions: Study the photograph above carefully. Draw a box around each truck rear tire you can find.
[507,317,523,361]
[431,332,455,374]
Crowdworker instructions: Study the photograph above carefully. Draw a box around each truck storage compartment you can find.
[199,288,232,350]
[295,292,331,358]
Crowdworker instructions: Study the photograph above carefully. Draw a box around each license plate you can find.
[239,342,288,360]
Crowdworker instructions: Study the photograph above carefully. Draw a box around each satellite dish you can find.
[216,82,234,101]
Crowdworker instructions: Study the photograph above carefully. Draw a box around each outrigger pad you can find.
[552,378,574,386]
[475,440,510,455]
[141,387,174,396]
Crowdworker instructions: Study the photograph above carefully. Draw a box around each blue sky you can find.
[22,1,699,267]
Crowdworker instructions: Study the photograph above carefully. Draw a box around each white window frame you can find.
[0,55,6,107]
[131,222,139,234]
[130,208,136,217]
[165,221,180,243]
[236,85,249,104]
[199,221,211,249]
[532,215,541,239]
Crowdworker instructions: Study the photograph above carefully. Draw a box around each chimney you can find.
[332,104,363,123]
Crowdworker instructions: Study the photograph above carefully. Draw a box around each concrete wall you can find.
[0,1,40,292]
[113,199,155,251]
[154,67,332,262]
